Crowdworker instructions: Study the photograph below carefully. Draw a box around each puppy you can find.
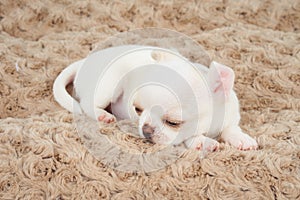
[53,45,258,152]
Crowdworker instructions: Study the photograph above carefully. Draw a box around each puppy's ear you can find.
[151,49,179,62]
[208,61,235,100]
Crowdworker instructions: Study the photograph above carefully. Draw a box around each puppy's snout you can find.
[142,123,155,139]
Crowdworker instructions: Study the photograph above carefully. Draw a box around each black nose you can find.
[142,124,154,139]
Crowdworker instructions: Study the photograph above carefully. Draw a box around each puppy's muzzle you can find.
[142,123,155,139]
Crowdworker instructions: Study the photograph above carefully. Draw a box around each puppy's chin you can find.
[138,127,174,145]
[146,131,180,146]
[151,134,173,145]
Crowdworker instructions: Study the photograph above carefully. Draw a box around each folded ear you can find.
[151,48,179,62]
[208,61,235,100]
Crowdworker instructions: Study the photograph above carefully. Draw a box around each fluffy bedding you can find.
[0,0,299,199]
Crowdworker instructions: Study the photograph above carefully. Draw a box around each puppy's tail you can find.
[53,59,84,114]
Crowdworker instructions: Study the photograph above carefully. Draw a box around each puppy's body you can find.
[53,45,257,152]
[54,45,156,121]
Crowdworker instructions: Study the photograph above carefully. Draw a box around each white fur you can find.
[53,45,258,151]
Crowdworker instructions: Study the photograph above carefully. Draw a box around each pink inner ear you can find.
[220,70,230,78]
[222,70,232,89]
[213,74,231,94]
[209,62,234,98]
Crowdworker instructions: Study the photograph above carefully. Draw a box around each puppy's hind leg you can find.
[95,107,116,123]
[94,85,127,123]
[80,96,116,124]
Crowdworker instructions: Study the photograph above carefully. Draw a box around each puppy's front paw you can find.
[221,127,258,150]
[235,134,258,150]
[186,135,219,152]
[195,138,219,152]
[96,109,116,123]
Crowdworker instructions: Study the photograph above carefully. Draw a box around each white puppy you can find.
[53,45,258,152]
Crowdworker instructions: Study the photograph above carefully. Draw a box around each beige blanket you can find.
[0,0,299,199]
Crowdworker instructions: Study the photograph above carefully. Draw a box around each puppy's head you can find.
[130,60,235,146]
[132,85,185,145]
[115,49,235,145]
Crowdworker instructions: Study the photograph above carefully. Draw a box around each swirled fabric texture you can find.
[0,0,299,199]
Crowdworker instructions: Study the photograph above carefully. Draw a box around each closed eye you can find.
[164,119,183,128]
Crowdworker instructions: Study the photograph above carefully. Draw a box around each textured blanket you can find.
[0,0,299,199]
